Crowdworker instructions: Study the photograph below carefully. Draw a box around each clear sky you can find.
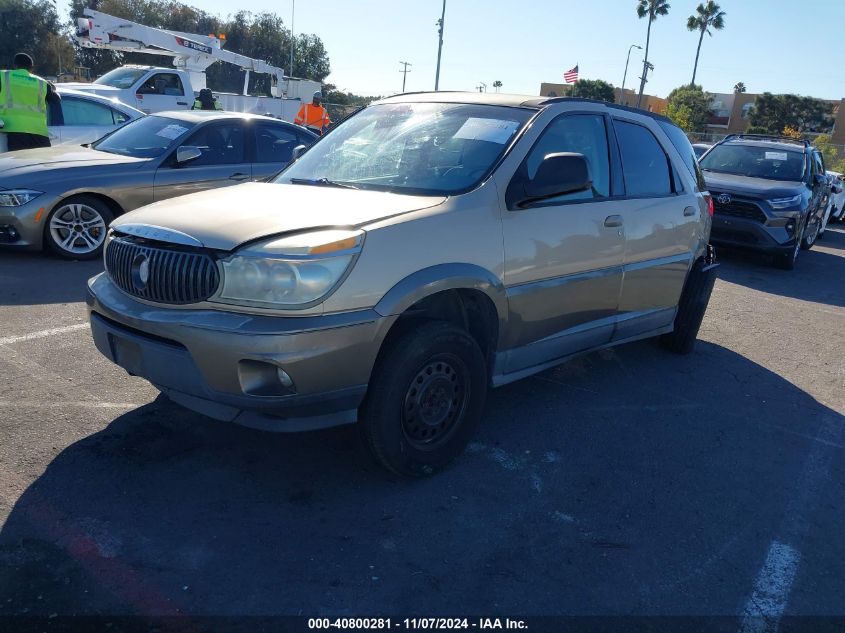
[117,0,845,99]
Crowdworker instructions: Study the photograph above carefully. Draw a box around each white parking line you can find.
[0,323,88,346]
[0,401,138,410]
[739,541,801,633]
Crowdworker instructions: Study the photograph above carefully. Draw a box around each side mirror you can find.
[292,144,307,161]
[176,146,202,164]
[521,152,592,204]
[813,173,827,186]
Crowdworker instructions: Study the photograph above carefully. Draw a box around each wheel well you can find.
[381,289,500,371]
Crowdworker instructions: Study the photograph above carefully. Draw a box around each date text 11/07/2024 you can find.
[307,618,529,630]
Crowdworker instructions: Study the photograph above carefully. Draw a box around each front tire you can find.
[660,255,717,355]
[801,215,819,250]
[359,321,488,477]
[45,196,113,260]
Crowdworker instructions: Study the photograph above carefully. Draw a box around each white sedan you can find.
[0,88,143,152]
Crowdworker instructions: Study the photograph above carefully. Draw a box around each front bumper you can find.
[0,195,60,249]
[87,273,395,431]
[710,214,798,255]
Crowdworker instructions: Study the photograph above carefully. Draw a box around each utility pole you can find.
[289,0,295,78]
[636,61,654,108]
[434,0,446,90]
[399,61,412,93]
[476,82,487,93]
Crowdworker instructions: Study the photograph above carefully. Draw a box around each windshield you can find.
[92,116,193,158]
[95,67,149,89]
[277,102,534,195]
[700,144,806,181]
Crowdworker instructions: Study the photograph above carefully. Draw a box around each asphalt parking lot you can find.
[0,229,843,621]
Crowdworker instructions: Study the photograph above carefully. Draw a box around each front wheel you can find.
[801,215,820,250]
[359,321,488,477]
[45,196,113,260]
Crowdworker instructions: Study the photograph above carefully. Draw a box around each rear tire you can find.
[359,321,488,477]
[660,256,717,355]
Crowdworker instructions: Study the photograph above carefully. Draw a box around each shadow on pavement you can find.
[0,252,102,306]
[1,341,843,616]
[715,227,845,308]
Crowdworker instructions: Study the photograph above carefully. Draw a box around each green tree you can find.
[665,84,712,133]
[748,93,833,134]
[492,80,502,92]
[570,78,615,102]
[686,1,725,87]
[635,0,670,108]
[0,0,64,75]
[733,81,746,93]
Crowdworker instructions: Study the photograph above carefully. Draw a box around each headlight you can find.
[768,194,802,210]
[214,229,364,309]
[0,189,43,207]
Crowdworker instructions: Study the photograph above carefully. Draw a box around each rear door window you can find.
[254,125,300,164]
[614,120,673,197]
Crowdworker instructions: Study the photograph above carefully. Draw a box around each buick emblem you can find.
[717,193,732,205]
[131,253,151,291]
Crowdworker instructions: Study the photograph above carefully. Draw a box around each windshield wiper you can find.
[289,177,361,190]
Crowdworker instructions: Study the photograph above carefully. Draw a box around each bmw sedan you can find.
[0,111,318,259]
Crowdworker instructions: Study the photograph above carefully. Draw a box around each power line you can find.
[399,61,412,93]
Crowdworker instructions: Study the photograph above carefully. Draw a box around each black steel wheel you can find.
[360,321,487,477]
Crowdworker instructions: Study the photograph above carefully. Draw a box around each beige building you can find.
[539,82,667,114]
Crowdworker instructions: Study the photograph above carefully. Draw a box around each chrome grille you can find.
[104,236,219,305]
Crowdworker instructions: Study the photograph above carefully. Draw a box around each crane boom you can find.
[75,9,286,97]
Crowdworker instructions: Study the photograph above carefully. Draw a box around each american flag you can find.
[564,65,579,83]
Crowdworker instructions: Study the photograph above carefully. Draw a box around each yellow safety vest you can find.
[0,69,49,137]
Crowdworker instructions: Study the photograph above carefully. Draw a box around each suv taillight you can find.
[705,194,714,217]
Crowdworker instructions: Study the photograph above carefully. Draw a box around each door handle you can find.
[683,206,697,216]
[176,101,189,106]
[604,215,623,228]
[229,173,250,181]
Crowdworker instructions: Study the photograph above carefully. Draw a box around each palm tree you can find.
[734,81,746,93]
[493,80,503,92]
[687,1,726,86]
[636,0,671,108]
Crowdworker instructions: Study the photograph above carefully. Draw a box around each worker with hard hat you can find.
[192,88,223,111]
[0,53,61,151]
[294,91,331,135]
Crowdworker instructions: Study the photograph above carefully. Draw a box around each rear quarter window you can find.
[658,120,707,191]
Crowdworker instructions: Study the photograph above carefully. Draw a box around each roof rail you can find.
[723,133,811,147]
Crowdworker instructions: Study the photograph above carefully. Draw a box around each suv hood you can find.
[112,182,447,251]
[56,82,123,97]
[703,171,805,198]
[0,146,145,177]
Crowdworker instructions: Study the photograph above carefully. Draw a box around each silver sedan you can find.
[0,111,318,259]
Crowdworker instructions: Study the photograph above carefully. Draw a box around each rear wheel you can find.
[359,321,487,477]
[801,215,820,250]
[660,255,717,355]
[45,196,113,260]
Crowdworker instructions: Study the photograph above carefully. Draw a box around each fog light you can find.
[276,367,294,388]
[785,220,796,235]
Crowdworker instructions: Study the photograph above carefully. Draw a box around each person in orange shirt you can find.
[294,91,331,135]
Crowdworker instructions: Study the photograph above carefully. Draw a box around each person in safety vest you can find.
[192,88,223,111]
[0,53,61,151]
[294,91,331,135]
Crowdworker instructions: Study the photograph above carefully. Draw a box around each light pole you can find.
[434,0,446,90]
[620,44,641,105]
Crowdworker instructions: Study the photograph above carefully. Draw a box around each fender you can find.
[374,263,508,322]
